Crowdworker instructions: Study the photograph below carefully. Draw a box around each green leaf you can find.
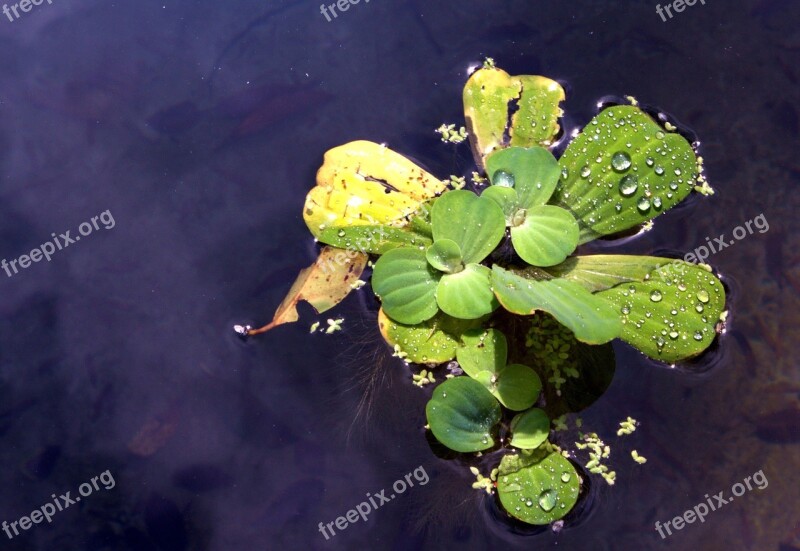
[592,259,726,362]
[486,147,560,208]
[436,264,499,320]
[545,254,666,292]
[456,328,508,378]
[510,205,579,267]
[481,185,520,224]
[431,190,506,264]
[463,68,564,170]
[497,451,580,525]
[371,247,440,324]
[475,364,542,411]
[458,329,541,410]
[492,266,621,345]
[318,224,432,255]
[426,239,463,273]
[425,377,502,453]
[378,309,484,364]
[509,408,550,449]
[551,106,699,243]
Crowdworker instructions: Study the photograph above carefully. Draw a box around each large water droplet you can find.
[494,170,515,188]
[611,151,632,172]
[654,166,665,176]
[697,290,710,303]
[619,175,639,196]
[693,331,704,341]
[637,197,651,212]
[561,473,571,483]
[580,165,592,178]
[650,290,663,302]
[538,490,557,512]
[669,330,679,340]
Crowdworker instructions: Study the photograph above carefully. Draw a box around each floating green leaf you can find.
[426,377,502,453]
[510,205,579,267]
[492,266,621,345]
[546,254,666,292]
[509,408,550,449]
[458,329,541,410]
[318,224,432,255]
[378,309,484,364]
[426,239,463,274]
[544,255,726,361]
[497,451,580,525]
[481,185,520,224]
[591,259,726,362]
[431,190,505,264]
[457,328,508,378]
[475,364,542,411]
[436,264,498,320]
[551,106,699,243]
[486,147,560,208]
[371,247,440,325]
[463,68,564,170]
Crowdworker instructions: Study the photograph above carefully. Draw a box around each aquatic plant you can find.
[243,62,728,527]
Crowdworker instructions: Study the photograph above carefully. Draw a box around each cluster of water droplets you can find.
[502,459,577,521]
[559,109,697,228]
[613,269,723,355]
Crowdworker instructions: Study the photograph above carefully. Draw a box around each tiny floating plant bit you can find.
[243,62,728,528]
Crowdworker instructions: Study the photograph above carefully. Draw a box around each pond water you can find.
[0,0,797,550]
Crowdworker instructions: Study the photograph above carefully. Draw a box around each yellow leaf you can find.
[303,141,445,239]
[247,246,367,335]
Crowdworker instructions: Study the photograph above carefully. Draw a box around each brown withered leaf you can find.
[247,246,367,335]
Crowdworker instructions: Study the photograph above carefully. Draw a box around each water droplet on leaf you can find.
[494,170,515,188]
[619,175,638,196]
[611,151,632,172]
[650,290,663,302]
[538,490,557,512]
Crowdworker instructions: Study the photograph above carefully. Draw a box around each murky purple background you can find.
[0,0,797,549]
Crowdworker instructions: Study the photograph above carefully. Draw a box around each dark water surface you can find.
[0,1,797,550]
